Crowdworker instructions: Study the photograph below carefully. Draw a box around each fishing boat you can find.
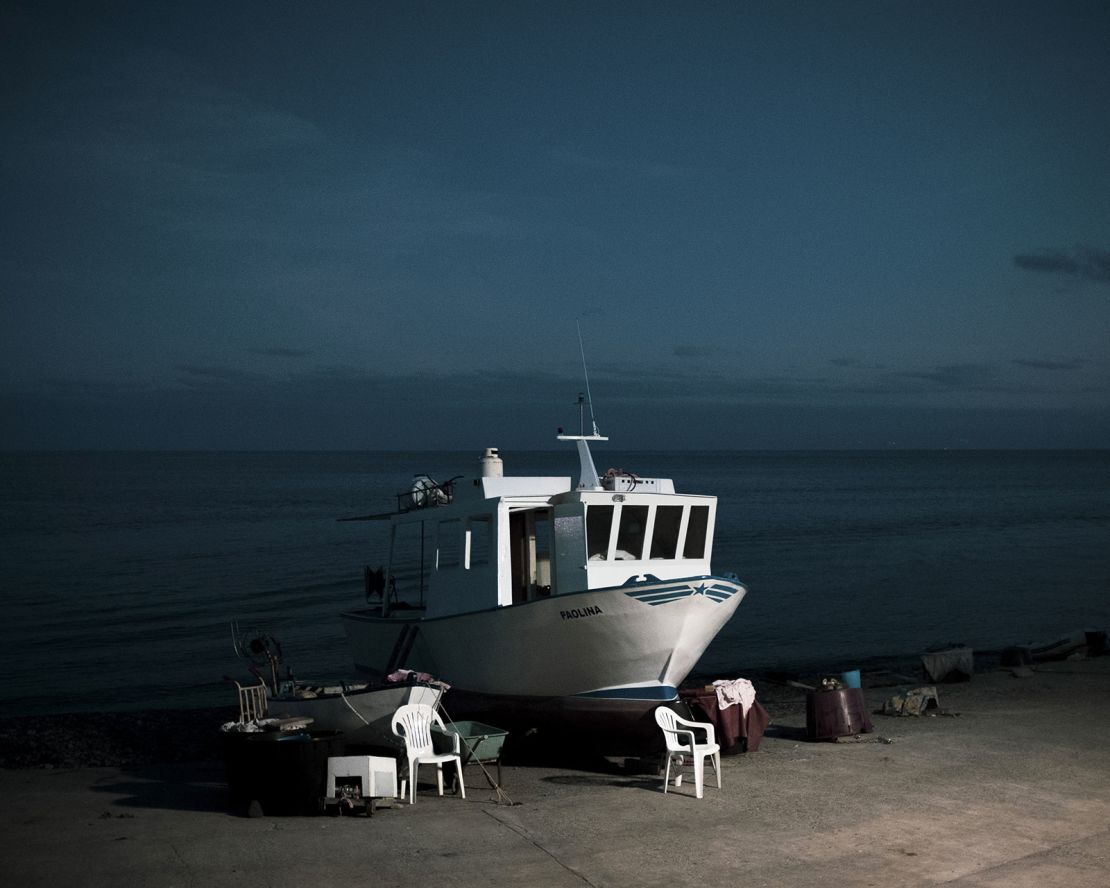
[265,675,445,738]
[339,420,747,749]
[229,627,445,741]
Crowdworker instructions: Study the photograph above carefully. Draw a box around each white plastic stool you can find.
[326,755,399,801]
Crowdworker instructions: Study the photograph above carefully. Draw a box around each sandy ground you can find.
[2,657,1108,888]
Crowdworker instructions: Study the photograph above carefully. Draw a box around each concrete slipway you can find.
[2,657,1108,888]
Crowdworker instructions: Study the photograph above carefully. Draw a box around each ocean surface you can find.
[2,449,1108,718]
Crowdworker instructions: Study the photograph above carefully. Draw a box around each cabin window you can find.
[615,505,649,560]
[683,505,709,559]
[466,516,491,568]
[650,505,683,559]
[586,504,614,560]
[437,519,461,569]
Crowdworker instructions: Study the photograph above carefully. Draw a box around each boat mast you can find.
[557,321,607,490]
[577,318,601,439]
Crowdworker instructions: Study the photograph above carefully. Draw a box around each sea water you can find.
[1,450,1108,717]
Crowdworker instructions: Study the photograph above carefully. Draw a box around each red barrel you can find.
[806,688,873,741]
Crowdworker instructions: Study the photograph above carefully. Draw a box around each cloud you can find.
[549,147,693,180]
[8,44,332,249]
[248,347,311,358]
[19,354,1089,424]
[892,363,1002,390]
[1014,248,1110,283]
[42,377,151,395]
[7,364,1109,451]
[830,358,889,370]
[577,359,1046,403]
[672,345,717,358]
[176,364,262,385]
[1012,358,1086,371]
[8,351,1108,450]
[549,147,610,170]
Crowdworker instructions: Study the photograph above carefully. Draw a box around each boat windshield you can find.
[584,501,711,563]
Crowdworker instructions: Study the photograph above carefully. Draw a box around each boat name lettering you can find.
[560,606,603,621]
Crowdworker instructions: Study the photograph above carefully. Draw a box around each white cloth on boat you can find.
[220,718,281,733]
[712,678,756,717]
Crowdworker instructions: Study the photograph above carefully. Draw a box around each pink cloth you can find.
[386,668,436,683]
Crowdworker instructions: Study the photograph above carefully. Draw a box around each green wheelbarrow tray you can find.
[431,720,509,794]
[434,720,509,765]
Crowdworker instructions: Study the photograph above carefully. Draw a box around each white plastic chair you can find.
[391,703,466,804]
[654,706,721,799]
[229,679,268,723]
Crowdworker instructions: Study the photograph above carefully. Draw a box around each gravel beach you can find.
[0,706,238,771]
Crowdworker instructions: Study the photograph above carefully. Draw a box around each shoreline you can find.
[3,642,1098,771]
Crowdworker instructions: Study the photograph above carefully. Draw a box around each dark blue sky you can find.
[3,1,1109,450]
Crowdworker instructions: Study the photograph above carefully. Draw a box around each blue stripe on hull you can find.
[576,685,678,701]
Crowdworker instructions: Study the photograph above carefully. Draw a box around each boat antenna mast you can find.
[558,319,608,490]
[577,318,602,438]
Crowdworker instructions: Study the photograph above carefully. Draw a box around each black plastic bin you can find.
[223,729,345,816]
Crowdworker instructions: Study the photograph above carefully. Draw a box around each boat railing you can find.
[374,559,430,616]
[396,474,459,513]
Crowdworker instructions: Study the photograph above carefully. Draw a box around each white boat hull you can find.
[266,681,443,737]
[341,575,745,705]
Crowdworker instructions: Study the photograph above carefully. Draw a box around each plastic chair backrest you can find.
[391,703,442,756]
[654,706,693,753]
[237,682,268,723]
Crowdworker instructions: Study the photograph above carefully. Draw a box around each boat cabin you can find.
[378,446,718,620]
